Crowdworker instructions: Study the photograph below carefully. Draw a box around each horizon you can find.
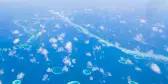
[0,0,168,9]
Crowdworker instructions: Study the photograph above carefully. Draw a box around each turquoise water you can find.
[0,8,168,84]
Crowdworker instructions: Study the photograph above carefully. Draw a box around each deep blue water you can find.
[0,8,168,84]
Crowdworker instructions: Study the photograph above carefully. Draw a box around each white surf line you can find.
[50,10,168,63]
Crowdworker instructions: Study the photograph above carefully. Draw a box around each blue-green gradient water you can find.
[0,8,168,84]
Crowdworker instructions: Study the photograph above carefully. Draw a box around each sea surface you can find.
[0,8,168,84]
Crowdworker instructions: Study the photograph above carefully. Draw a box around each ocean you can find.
[0,8,168,84]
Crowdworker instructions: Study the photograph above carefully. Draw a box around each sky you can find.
[0,0,167,9]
